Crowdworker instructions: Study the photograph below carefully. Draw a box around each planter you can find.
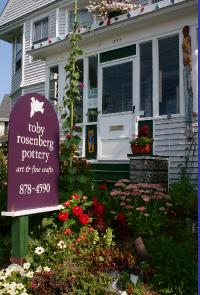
[131,143,152,156]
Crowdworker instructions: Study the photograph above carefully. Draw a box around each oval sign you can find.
[7,93,59,212]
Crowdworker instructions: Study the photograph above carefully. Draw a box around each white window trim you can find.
[155,32,182,119]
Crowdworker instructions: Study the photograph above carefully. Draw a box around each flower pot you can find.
[131,143,152,156]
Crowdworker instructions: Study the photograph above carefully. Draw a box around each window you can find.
[69,9,93,32]
[140,41,153,117]
[49,66,59,106]
[15,34,22,72]
[88,55,98,122]
[33,17,48,44]
[158,35,179,115]
[102,62,132,114]
[74,59,84,123]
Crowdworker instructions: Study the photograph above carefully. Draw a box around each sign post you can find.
[1,93,61,264]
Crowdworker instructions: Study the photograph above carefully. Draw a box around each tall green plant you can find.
[59,1,93,196]
[61,0,83,166]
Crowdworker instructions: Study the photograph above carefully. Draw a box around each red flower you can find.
[64,201,71,207]
[138,125,150,137]
[58,212,69,222]
[92,196,98,206]
[66,133,71,140]
[72,206,83,216]
[70,194,80,200]
[93,202,105,217]
[116,212,126,223]
[99,184,108,191]
[64,228,72,235]
[79,214,90,225]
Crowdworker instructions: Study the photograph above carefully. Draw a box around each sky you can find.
[0,0,11,103]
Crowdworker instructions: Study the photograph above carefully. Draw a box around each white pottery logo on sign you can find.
[30,97,44,118]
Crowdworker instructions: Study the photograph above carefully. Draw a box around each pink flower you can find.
[142,195,150,202]
[120,196,126,201]
[132,191,141,196]
[120,179,130,183]
[136,206,146,212]
[110,190,121,197]
[114,182,126,188]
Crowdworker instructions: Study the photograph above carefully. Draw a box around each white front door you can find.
[98,58,137,160]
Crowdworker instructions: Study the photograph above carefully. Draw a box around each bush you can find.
[146,234,197,295]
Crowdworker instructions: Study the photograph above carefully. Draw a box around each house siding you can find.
[0,0,61,26]
[23,21,46,87]
[154,117,198,184]
[135,0,149,6]
[23,82,45,96]
[10,89,22,106]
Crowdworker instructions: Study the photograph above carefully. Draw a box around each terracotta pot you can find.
[131,143,152,155]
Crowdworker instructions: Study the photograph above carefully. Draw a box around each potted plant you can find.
[87,0,136,21]
[130,125,153,155]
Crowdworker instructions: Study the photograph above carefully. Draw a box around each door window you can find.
[102,62,133,114]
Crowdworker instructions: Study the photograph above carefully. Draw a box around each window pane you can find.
[42,18,48,39]
[88,55,98,122]
[159,35,179,115]
[74,59,84,123]
[34,22,42,42]
[140,41,153,117]
[102,62,132,114]
[49,66,59,106]
[69,10,93,32]
[16,35,22,54]
[15,34,22,71]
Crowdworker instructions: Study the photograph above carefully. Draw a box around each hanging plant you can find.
[87,0,139,20]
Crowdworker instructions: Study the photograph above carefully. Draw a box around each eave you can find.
[27,0,197,61]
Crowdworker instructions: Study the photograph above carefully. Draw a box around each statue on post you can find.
[182,25,194,138]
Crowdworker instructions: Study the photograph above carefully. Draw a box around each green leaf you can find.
[68,166,77,175]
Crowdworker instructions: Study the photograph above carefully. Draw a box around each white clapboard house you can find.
[0,0,198,183]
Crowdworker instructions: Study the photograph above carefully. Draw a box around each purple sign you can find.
[7,93,59,211]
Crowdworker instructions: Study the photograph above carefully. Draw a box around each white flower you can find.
[25,271,34,278]
[57,240,66,249]
[20,293,29,295]
[34,246,45,255]
[43,266,51,272]
[16,283,25,290]
[4,269,12,278]
[23,262,31,270]
[35,266,42,273]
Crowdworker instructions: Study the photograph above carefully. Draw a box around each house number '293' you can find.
[19,183,51,195]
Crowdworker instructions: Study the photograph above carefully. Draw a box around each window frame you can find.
[33,17,49,44]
